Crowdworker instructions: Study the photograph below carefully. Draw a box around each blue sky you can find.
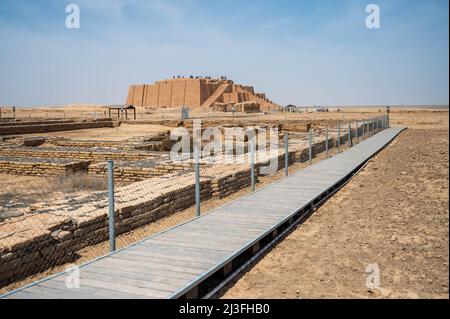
[0,0,448,107]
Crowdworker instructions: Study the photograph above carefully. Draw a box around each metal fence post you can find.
[284,132,289,176]
[107,160,116,253]
[337,122,341,153]
[250,138,255,191]
[348,123,351,147]
[325,127,329,158]
[355,121,359,143]
[195,147,201,217]
[308,129,313,165]
[362,119,365,137]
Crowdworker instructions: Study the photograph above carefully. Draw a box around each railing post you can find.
[308,129,313,165]
[195,147,201,217]
[355,121,359,143]
[348,123,351,147]
[250,138,255,191]
[325,127,329,158]
[337,122,341,153]
[107,160,116,253]
[284,132,289,177]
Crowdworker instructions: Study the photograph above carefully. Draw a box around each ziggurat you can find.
[126,77,281,112]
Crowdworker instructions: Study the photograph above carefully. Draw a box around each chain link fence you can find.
[0,115,389,294]
[0,171,110,291]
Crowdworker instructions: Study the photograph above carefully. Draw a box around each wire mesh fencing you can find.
[0,114,389,294]
[0,170,110,291]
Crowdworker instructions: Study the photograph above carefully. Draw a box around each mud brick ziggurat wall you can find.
[126,78,281,112]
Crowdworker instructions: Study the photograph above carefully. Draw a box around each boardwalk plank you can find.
[41,278,156,299]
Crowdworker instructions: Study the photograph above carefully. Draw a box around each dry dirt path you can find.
[222,127,449,299]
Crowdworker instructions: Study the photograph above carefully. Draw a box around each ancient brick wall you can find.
[126,85,135,105]
[157,81,172,107]
[0,147,153,161]
[88,162,191,182]
[133,85,146,107]
[0,121,114,136]
[0,159,90,176]
[171,79,186,107]
[184,79,202,107]
[145,83,159,107]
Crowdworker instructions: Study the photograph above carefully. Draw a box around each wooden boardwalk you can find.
[2,127,406,299]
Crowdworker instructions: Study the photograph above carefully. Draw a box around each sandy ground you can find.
[222,111,449,299]
[5,104,447,124]
[18,124,173,141]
